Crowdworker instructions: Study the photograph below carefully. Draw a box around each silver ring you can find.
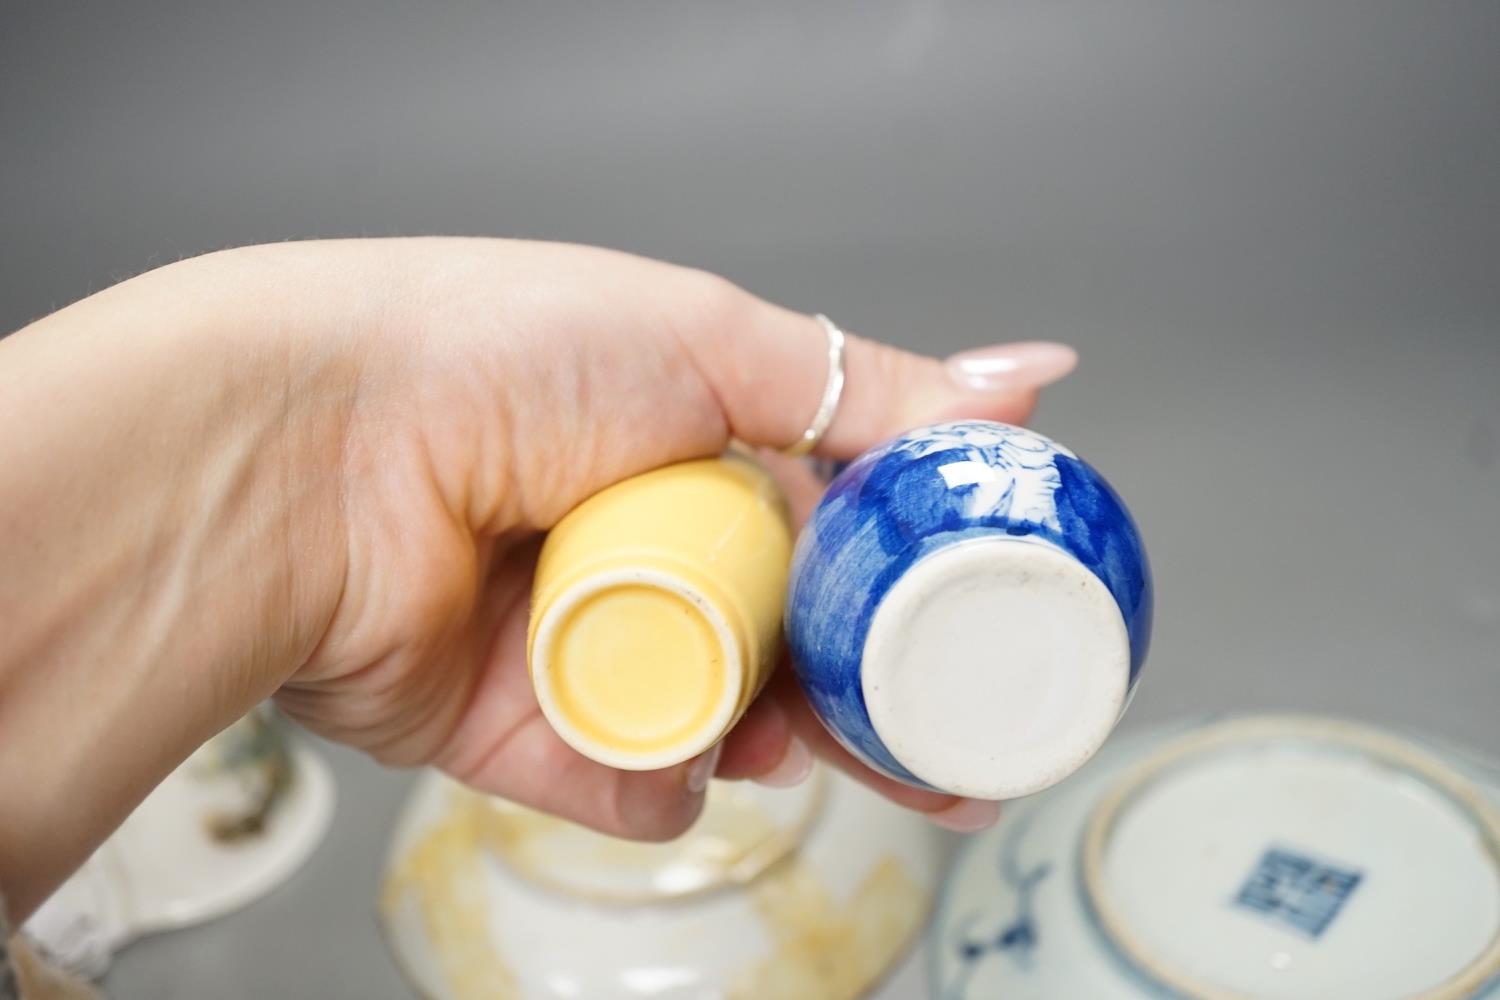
[783,313,847,457]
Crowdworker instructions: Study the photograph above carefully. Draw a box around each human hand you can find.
[267,237,1077,838]
[0,237,1075,915]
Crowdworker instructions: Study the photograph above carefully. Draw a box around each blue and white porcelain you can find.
[786,420,1152,800]
[931,715,1500,1000]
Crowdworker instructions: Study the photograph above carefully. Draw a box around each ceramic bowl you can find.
[931,714,1500,1000]
[378,767,945,999]
[786,420,1152,800]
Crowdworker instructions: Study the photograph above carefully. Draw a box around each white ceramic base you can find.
[932,716,1500,1000]
[863,535,1130,800]
[380,767,946,1000]
[23,739,334,976]
[1093,727,1500,998]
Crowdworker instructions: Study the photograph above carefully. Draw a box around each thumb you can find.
[686,294,1077,459]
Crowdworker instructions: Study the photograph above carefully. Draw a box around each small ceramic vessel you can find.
[378,766,946,999]
[931,714,1500,999]
[529,453,793,771]
[787,420,1152,800]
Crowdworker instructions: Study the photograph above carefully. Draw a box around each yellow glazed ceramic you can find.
[528,453,793,770]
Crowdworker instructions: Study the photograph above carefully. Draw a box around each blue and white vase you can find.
[785,420,1152,800]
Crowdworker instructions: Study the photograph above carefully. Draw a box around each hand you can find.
[266,238,1076,838]
[0,237,1075,918]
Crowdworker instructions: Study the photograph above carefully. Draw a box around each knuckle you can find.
[672,267,754,332]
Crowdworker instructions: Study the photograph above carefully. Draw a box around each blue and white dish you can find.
[931,715,1500,1000]
[785,420,1152,800]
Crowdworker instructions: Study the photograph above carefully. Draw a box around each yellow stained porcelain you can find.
[528,453,793,769]
[379,774,932,1000]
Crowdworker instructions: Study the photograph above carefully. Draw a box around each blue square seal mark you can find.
[1232,846,1362,938]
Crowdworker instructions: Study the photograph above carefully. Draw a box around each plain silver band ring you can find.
[782,313,847,457]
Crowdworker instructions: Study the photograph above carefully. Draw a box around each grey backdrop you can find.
[3,2,1498,997]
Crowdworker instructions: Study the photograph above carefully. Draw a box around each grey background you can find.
[3,1,1497,996]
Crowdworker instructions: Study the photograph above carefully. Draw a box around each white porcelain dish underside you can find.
[380,766,946,999]
[933,715,1500,1000]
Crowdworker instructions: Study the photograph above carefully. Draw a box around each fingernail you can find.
[945,342,1078,392]
[927,798,1001,833]
[753,737,814,788]
[686,744,722,795]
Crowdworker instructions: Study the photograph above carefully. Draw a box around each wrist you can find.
[0,246,357,917]
[100,246,360,693]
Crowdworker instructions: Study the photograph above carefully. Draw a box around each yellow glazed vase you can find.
[527,453,793,770]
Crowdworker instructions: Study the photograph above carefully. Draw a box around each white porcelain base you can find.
[380,767,946,1000]
[1091,722,1500,999]
[933,716,1500,1000]
[863,535,1130,800]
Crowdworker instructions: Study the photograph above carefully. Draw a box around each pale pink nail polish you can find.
[927,799,1002,833]
[944,342,1078,392]
[753,737,814,789]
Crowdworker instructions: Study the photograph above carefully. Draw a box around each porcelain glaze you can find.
[932,715,1500,1000]
[786,420,1152,799]
[529,452,793,771]
[378,767,945,1000]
